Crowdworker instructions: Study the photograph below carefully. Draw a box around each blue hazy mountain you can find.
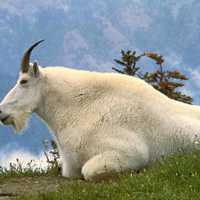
[0,1,200,154]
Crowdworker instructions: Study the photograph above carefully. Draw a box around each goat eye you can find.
[20,80,28,85]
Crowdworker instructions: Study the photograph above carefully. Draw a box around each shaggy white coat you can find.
[2,66,200,180]
[37,67,200,180]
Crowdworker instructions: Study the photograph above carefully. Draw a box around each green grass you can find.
[2,151,200,200]
[0,159,60,178]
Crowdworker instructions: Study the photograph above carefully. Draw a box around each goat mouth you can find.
[1,115,12,125]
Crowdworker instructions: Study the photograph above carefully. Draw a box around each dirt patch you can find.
[0,176,68,198]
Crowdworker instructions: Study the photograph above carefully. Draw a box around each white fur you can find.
[1,66,200,180]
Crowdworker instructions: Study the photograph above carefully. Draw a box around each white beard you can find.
[12,111,31,133]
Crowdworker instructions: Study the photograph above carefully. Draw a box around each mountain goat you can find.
[0,40,200,181]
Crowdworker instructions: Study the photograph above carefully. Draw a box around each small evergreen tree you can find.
[113,50,145,78]
[113,50,193,104]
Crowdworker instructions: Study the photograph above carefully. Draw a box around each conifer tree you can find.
[113,50,193,104]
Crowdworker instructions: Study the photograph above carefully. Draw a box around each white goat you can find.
[0,40,200,180]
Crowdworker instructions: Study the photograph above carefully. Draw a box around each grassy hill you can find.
[1,150,200,200]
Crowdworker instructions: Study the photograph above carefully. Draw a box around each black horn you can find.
[21,40,44,73]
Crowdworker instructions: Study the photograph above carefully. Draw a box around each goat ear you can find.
[33,61,40,77]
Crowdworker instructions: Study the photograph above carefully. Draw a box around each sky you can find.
[0,0,200,168]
